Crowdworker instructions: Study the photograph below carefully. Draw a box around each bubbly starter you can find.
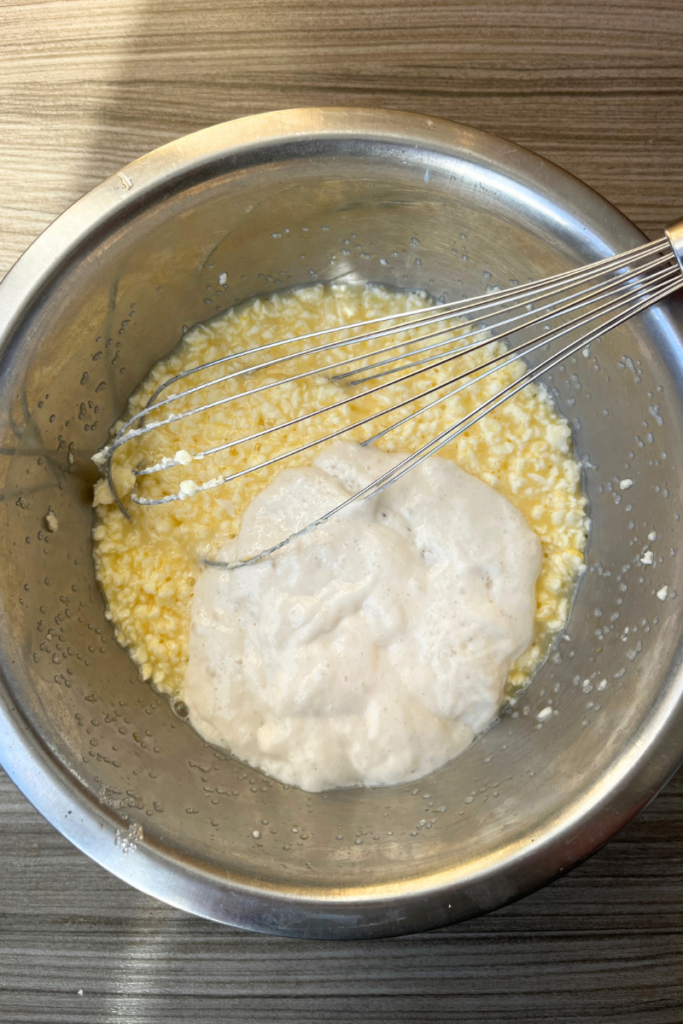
[183,441,542,791]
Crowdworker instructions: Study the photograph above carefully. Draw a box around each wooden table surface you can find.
[2,1,683,1020]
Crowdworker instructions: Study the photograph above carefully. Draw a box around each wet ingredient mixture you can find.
[92,281,589,788]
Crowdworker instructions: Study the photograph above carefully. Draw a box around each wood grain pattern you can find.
[1,0,682,280]
[1,1,683,1020]
[3,768,683,1022]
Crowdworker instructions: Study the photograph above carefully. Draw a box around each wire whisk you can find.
[96,220,683,567]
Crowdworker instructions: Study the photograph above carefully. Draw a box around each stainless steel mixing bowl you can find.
[1,108,683,940]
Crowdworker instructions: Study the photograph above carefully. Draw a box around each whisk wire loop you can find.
[138,255,679,501]
[99,224,683,561]
[212,272,681,571]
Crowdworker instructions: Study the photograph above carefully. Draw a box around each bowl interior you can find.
[1,111,683,937]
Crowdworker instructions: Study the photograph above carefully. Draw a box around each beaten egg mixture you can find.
[93,283,588,703]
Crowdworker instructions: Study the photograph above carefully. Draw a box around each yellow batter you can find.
[92,283,588,695]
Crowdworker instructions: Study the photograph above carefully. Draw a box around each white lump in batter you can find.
[182,440,542,792]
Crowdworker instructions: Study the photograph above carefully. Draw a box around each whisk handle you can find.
[665,219,683,271]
